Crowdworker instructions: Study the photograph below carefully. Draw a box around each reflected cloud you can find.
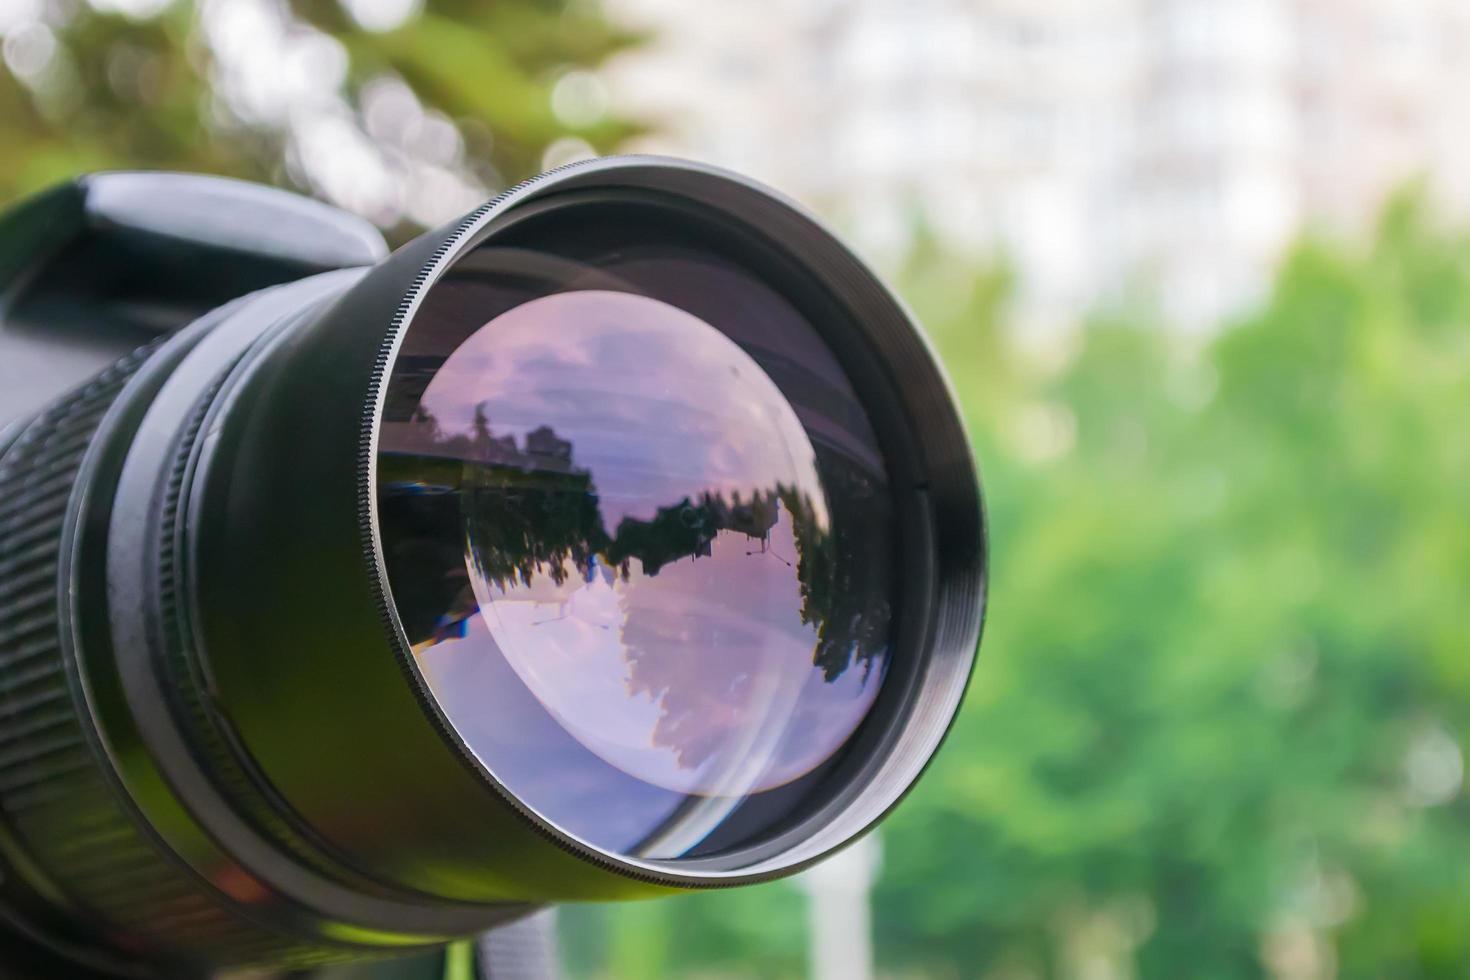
[380,290,887,799]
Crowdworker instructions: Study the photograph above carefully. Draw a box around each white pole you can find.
[795,833,883,980]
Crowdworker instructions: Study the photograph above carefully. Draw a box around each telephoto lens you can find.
[0,157,985,977]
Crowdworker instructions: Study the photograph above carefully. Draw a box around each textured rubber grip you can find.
[0,344,343,970]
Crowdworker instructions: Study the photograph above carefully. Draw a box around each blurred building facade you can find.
[601,0,1470,331]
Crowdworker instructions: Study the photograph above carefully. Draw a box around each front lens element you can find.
[376,205,896,861]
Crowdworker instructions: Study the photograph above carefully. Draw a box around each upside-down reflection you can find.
[378,252,896,857]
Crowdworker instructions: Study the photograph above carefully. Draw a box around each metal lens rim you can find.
[363,156,987,887]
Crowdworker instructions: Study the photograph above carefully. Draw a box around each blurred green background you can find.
[6,1,1470,978]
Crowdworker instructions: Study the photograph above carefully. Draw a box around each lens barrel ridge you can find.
[92,274,528,957]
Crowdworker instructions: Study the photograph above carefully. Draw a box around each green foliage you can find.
[564,191,1470,978]
[0,0,640,229]
[292,0,640,178]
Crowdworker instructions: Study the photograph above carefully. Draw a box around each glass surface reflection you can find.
[377,220,895,859]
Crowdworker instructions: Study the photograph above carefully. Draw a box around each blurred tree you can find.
[870,189,1470,980]
[562,191,1470,979]
[0,0,641,239]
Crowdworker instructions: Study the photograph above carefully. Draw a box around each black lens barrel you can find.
[0,158,985,974]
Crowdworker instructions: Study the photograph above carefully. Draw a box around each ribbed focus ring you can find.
[0,346,343,970]
[0,346,156,832]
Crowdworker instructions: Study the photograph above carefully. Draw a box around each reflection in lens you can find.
[377,216,896,860]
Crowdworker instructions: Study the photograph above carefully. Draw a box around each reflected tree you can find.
[379,404,891,696]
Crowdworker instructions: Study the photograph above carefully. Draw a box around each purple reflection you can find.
[416,614,686,853]
[396,291,824,530]
[403,291,878,800]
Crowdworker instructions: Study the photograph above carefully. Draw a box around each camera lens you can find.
[0,158,983,973]
[376,208,897,860]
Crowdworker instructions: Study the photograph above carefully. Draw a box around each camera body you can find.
[0,172,391,437]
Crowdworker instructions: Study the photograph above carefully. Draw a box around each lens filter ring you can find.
[359,156,987,888]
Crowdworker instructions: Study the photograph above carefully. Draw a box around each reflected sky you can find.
[388,291,876,801]
[400,290,828,532]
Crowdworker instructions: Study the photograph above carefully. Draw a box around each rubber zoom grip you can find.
[0,344,341,971]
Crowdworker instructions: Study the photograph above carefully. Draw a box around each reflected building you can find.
[524,425,574,466]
